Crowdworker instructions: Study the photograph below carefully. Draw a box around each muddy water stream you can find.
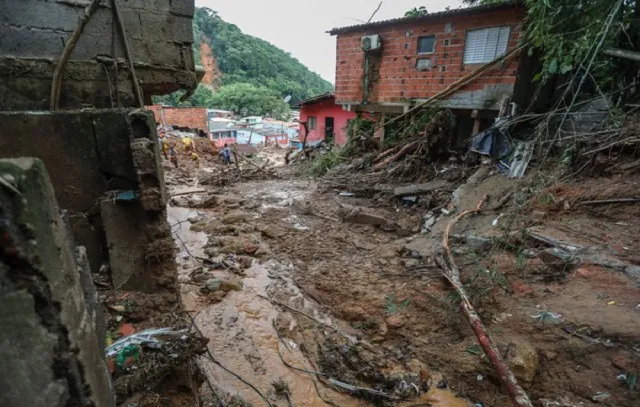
[168,181,471,407]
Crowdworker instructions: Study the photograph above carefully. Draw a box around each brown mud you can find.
[165,147,639,407]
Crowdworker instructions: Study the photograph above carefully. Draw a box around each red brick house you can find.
[329,2,528,135]
[297,92,356,146]
[147,105,208,137]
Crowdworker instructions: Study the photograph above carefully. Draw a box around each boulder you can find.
[538,247,578,272]
[504,340,539,384]
[201,195,219,208]
[386,315,406,329]
[222,211,251,224]
[260,224,286,238]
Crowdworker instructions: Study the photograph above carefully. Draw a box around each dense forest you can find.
[154,7,333,118]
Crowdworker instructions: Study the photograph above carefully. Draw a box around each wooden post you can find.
[471,109,481,136]
[375,113,386,142]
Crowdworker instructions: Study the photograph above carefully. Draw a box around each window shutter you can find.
[464,26,511,64]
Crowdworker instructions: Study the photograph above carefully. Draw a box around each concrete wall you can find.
[0,0,199,110]
[333,5,525,111]
[0,110,176,295]
[0,158,113,407]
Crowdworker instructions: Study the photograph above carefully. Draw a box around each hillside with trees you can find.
[154,7,333,119]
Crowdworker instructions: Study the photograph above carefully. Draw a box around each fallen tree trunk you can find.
[437,197,533,407]
[393,180,449,197]
[372,141,419,171]
[372,147,396,164]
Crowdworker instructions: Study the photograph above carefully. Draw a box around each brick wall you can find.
[148,105,208,133]
[334,6,525,109]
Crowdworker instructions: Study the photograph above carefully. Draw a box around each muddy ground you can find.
[164,146,639,407]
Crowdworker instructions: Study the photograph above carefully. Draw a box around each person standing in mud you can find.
[169,144,179,168]
[220,143,232,165]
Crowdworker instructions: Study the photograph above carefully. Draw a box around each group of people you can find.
[158,131,233,168]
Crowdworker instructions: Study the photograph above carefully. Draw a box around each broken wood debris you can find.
[393,180,449,197]
[437,196,534,407]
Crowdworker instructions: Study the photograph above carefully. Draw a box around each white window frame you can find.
[307,116,317,130]
[463,26,511,64]
[417,35,435,55]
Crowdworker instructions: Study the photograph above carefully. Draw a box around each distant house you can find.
[329,2,529,137]
[147,105,208,137]
[207,109,234,120]
[297,92,356,146]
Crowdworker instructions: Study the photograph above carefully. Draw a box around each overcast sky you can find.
[194,0,463,83]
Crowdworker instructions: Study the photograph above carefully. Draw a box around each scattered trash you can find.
[492,213,504,227]
[591,392,610,402]
[402,195,418,204]
[436,379,447,389]
[476,374,484,381]
[106,327,188,358]
[339,191,355,197]
[627,374,637,390]
[531,310,564,324]
[119,323,136,337]
[115,190,137,201]
[607,301,616,305]
[617,373,627,382]
[116,344,141,369]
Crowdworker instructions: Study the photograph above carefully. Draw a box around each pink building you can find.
[297,93,356,146]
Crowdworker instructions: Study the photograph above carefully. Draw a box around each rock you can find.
[222,211,251,224]
[504,340,539,384]
[402,258,420,268]
[340,306,369,321]
[611,351,637,372]
[386,315,406,329]
[244,243,259,255]
[465,235,492,251]
[201,195,219,208]
[538,247,577,271]
[203,278,222,292]
[236,256,253,269]
[255,244,272,257]
[377,322,388,337]
[202,278,243,293]
[261,224,286,238]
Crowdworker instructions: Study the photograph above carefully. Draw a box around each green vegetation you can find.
[384,295,411,314]
[463,0,639,85]
[155,7,333,117]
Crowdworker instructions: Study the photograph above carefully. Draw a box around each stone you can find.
[504,340,539,384]
[465,234,492,251]
[223,210,251,224]
[340,306,369,321]
[386,315,406,329]
[202,277,243,293]
[611,351,637,372]
[201,195,219,208]
[538,247,578,271]
[261,224,286,238]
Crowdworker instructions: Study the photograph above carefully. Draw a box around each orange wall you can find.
[147,105,208,132]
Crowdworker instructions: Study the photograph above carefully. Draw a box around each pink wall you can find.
[299,97,355,146]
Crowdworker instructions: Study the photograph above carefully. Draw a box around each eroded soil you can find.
[165,149,640,407]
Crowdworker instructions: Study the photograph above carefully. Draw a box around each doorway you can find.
[324,117,334,143]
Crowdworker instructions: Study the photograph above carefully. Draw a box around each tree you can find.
[405,6,428,17]
[209,83,291,120]
[193,7,333,106]
[463,0,639,85]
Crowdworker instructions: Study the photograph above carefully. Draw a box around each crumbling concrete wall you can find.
[0,158,113,407]
[0,0,200,109]
[0,109,177,295]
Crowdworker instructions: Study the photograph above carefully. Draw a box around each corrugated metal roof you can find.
[295,92,335,108]
[328,2,523,35]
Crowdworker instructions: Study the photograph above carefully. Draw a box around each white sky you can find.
[194,0,463,84]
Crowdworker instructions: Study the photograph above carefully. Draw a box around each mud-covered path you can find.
[168,175,469,407]
[165,150,640,407]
